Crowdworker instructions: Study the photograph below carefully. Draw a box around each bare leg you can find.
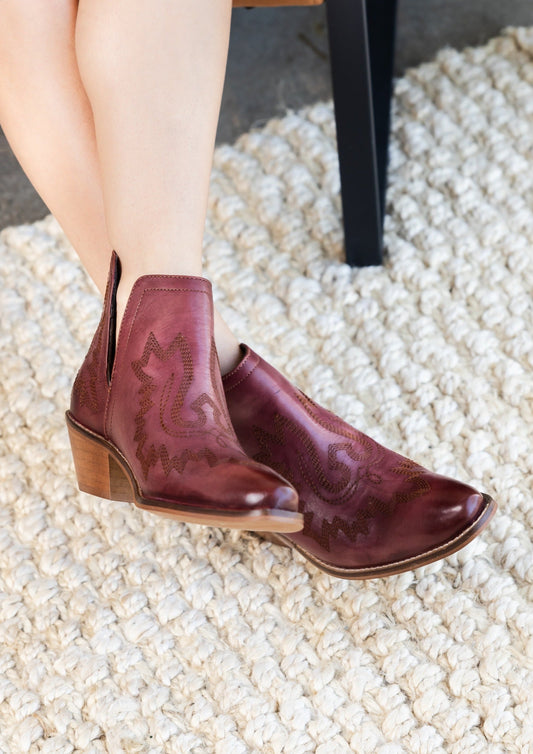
[0,0,241,374]
[0,0,111,293]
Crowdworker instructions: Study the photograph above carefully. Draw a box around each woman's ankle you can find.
[214,308,243,376]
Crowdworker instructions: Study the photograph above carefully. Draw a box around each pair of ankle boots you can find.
[67,251,496,579]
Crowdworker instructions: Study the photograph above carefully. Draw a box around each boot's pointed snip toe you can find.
[66,253,302,533]
[222,344,498,578]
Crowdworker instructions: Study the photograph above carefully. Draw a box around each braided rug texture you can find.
[0,26,532,754]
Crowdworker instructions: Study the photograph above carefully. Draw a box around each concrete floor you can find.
[1,0,532,229]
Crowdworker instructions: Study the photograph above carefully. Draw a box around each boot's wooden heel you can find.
[66,412,133,503]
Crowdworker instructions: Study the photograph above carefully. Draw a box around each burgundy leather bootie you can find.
[66,253,302,532]
[223,344,497,578]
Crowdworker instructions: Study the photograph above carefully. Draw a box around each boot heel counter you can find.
[70,309,109,434]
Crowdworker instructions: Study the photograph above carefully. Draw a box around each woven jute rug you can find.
[1,25,532,754]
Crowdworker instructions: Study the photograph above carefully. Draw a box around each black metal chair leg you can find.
[325,0,397,266]
[366,0,398,228]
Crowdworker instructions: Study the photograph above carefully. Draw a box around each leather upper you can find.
[71,252,298,514]
[223,344,487,569]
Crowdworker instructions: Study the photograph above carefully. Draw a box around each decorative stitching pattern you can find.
[250,398,431,552]
[131,330,238,480]
[252,413,382,504]
[107,286,212,444]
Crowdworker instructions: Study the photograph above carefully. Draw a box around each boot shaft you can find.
[71,251,238,453]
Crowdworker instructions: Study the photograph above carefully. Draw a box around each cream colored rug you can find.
[1,25,532,754]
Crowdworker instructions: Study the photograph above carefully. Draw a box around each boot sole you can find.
[255,493,497,579]
[65,411,303,533]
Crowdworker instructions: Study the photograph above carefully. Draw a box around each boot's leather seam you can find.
[222,345,257,385]
[224,362,260,393]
